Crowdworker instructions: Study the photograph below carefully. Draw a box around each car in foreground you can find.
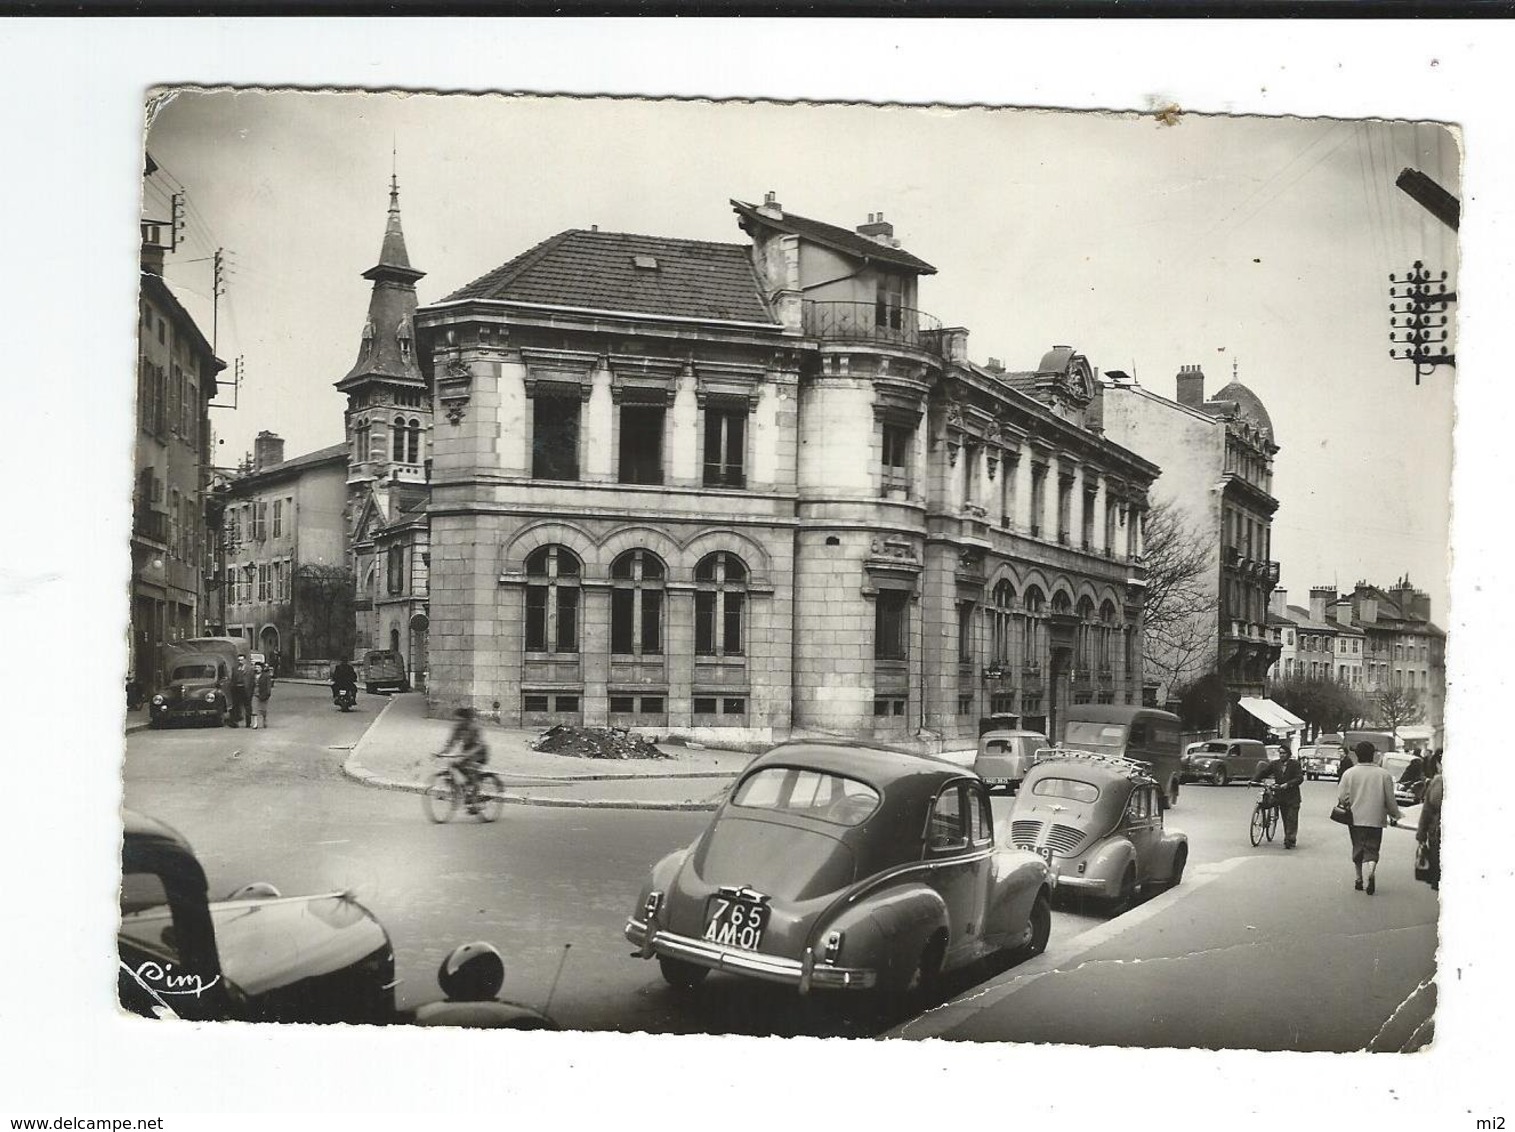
[1005,751,1188,913]
[120,811,551,1028]
[1299,744,1343,780]
[972,728,1050,794]
[148,656,229,728]
[625,742,1052,1000]
[1180,738,1270,786]
[363,649,411,695]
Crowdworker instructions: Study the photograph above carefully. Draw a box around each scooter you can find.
[334,685,357,712]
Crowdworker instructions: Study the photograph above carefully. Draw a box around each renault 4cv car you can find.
[625,742,1052,1000]
[1005,752,1188,914]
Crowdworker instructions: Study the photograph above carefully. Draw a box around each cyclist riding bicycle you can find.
[438,707,490,812]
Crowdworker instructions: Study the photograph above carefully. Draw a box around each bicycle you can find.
[1249,785,1281,846]
[423,753,504,823]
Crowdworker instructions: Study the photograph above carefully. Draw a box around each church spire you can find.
[337,171,426,392]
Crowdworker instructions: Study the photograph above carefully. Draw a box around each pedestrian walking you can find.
[1416,751,1443,891]
[1337,740,1402,895]
[253,661,273,729]
[1252,737,1305,848]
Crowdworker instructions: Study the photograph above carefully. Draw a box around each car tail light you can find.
[643,891,663,923]
[822,930,844,965]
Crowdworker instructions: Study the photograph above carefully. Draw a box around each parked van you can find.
[363,649,411,695]
[972,728,1050,794]
[1060,704,1185,808]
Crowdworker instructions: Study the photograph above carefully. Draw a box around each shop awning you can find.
[1237,697,1307,732]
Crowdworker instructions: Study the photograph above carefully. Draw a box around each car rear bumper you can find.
[624,918,877,992]
[1047,872,1111,895]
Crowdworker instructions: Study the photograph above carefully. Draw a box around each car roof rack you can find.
[1031,747,1158,784]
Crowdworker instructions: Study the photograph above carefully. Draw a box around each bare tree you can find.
[1374,685,1426,743]
[1138,497,1219,699]
[294,564,356,662]
[1272,674,1369,736]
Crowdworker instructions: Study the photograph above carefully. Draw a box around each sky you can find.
[145,91,1458,620]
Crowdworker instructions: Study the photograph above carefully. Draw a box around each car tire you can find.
[658,957,709,990]
[1109,865,1138,916]
[1017,890,1052,960]
[1168,845,1188,889]
[1213,767,1229,787]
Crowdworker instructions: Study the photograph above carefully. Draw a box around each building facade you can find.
[1327,577,1447,746]
[413,195,1157,749]
[214,432,349,674]
[1100,365,1282,734]
[132,186,224,692]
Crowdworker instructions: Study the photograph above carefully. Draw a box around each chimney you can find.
[253,430,285,472]
[856,211,895,241]
[1309,586,1335,624]
[985,357,1004,373]
[1176,364,1205,408]
[758,190,783,220]
[1410,591,1431,622]
[1270,587,1288,618]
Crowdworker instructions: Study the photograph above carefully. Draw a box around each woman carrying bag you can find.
[1336,741,1401,896]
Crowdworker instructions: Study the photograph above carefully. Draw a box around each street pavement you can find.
[888,781,1438,1051]
[122,686,1438,1046]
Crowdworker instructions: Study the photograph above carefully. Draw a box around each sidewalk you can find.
[343,692,752,811]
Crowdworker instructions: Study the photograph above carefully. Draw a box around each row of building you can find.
[132,166,1446,750]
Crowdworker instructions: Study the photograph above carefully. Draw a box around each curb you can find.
[339,697,726,812]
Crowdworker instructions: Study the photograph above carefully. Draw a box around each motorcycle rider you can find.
[331,658,358,704]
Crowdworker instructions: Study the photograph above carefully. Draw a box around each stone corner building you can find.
[414,194,1158,749]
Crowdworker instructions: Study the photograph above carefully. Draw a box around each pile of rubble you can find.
[530,724,673,761]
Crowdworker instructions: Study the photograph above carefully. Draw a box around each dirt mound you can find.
[530,724,673,760]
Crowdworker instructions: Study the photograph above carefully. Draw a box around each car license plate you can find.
[703,895,769,951]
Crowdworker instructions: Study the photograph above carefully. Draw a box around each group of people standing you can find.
[1250,738,1444,895]
[224,656,274,729]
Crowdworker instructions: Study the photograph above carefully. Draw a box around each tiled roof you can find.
[440,229,777,325]
[731,199,937,275]
[230,443,347,492]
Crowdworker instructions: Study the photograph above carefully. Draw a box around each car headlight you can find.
[151,694,165,705]
[204,690,217,702]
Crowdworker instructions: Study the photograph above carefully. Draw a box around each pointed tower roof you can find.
[337,173,426,392]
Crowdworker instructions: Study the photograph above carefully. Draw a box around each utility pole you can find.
[1389,262,1455,385]
[212,247,226,351]
[1389,168,1459,385]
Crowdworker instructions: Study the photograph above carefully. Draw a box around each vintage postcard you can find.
[122,89,1452,1054]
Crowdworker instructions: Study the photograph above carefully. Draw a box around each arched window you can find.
[695,552,748,657]
[406,417,421,465]
[1099,600,1118,671]
[1076,596,1096,670]
[611,549,665,655]
[351,419,370,465]
[989,580,1015,667]
[1022,586,1045,668]
[524,546,581,654]
[392,415,406,461]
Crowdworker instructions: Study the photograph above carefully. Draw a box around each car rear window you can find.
[1030,777,1100,804]
[731,766,881,827]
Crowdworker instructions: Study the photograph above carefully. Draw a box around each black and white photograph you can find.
[121,86,1455,1046]
[5,18,1513,1128]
